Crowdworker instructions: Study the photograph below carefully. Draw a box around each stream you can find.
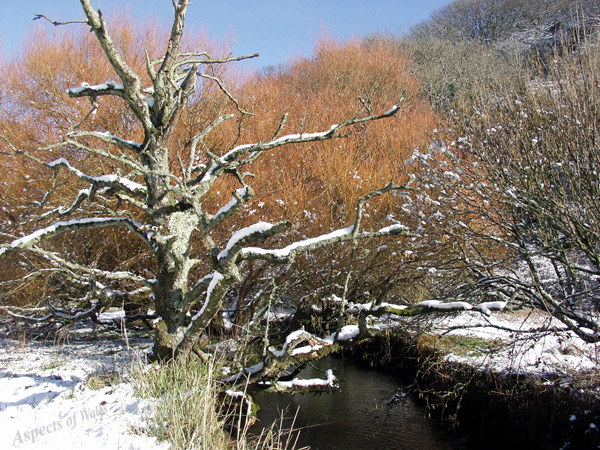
[250,356,467,450]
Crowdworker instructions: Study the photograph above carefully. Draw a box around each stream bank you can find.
[247,317,600,450]
[347,331,600,450]
[250,354,468,450]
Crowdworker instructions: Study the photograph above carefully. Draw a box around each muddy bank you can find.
[346,332,600,450]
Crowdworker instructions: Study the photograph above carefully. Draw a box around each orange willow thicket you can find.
[212,36,440,312]
[203,37,438,243]
[0,15,229,306]
[0,21,438,308]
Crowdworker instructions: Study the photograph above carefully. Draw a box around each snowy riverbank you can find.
[430,309,599,376]
[0,322,166,450]
[1,307,598,449]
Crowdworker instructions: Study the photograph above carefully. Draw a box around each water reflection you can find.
[251,356,463,450]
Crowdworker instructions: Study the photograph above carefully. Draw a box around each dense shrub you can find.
[410,28,600,340]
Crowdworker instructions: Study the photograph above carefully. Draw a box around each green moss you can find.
[418,333,504,357]
[85,371,121,390]
[41,357,65,371]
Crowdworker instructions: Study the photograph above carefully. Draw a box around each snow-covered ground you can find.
[2,307,598,450]
[0,319,167,450]
[418,309,599,376]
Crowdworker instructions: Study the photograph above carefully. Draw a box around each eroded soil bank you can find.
[347,332,600,450]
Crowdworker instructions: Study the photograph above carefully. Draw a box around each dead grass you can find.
[132,355,304,450]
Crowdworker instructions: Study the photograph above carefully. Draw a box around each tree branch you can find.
[66,130,142,153]
[337,179,415,336]
[223,325,361,385]
[217,221,290,266]
[46,156,147,197]
[237,181,414,266]
[78,1,141,90]
[148,52,260,71]
[2,136,148,199]
[67,81,125,99]
[27,247,154,288]
[199,72,254,116]
[186,114,235,181]
[203,186,255,235]
[175,271,232,356]
[33,14,88,26]
[176,52,260,67]
[39,185,95,219]
[195,104,403,190]
[76,0,153,133]
[0,217,155,258]
[240,223,412,264]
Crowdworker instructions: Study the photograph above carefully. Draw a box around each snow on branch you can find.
[39,187,94,218]
[242,226,353,263]
[204,186,254,233]
[268,329,325,358]
[557,309,600,343]
[224,389,254,418]
[47,157,146,196]
[354,299,508,319]
[241,223,411,264]
[217,221,289,264]
[223,362,265,384]
[273,369,337,392]
[0,217,154,258]
[417,300,508,316]
[67,81,125,98]
[267,325,360,359]
[224,325,362,386]
[67,130,142,152]
[176,271,225,351]
[183,272,219,310]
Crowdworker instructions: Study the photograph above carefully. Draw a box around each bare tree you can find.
[411,0,529,43]
[0,0,412,362]
[412,0,600,47]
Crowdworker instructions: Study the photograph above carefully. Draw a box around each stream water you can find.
[250,356,466,450]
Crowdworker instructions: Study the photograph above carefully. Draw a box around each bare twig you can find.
[33,14,88,26]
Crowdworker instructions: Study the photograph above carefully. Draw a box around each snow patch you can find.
[276,369,337,389]
[218,222,274,261]
[0,332,164,449]
[242,226,354,259]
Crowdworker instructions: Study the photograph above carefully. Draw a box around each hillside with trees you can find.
[401,0,600,340]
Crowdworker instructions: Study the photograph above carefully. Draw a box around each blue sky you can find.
[0,0,450,70]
